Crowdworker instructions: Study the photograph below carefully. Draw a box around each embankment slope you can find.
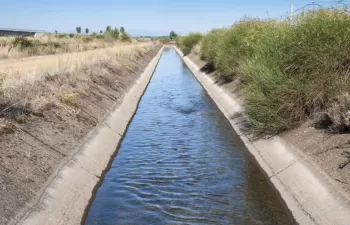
[177,46,350,225]
[0,44,162,224]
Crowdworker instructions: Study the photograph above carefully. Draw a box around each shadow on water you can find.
[84,48,295,225]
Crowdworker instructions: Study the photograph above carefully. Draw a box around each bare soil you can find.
[0,46,160,224]
[187,50,350,202]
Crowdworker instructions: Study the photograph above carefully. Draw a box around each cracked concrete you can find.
[175,46,350,225]
[15,47,164,225]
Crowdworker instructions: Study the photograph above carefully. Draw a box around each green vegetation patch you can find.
[176,33,203,55]
[198,8,350,135]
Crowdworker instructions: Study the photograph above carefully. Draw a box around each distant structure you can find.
[0,28,47,37]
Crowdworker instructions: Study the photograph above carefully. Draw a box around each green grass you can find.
[198,8,350,135]
[200,28,227,64]
[176,33,203,55]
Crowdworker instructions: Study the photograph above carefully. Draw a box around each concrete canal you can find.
[84,48,294,225]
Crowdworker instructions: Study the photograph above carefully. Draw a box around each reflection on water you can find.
[85,48,293,225]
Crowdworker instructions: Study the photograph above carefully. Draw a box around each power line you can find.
[286,0,349,19]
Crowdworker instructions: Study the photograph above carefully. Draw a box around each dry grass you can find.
[59,91,78,106]
[0,42,158,118]
[314,93,350,133]
[0,34,133,59]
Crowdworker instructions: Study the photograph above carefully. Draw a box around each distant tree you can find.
[105,26,111,33]
[76,26,81,34]
[112,27,120,39]
[100,30,103,34]
[69,33,74,38]
[85,28,89,34]
[169,30,178,40]
[55,30,58,35]
[120,27,125,33]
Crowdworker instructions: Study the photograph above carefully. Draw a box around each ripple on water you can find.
[85,48,294,225]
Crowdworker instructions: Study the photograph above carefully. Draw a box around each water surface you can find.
[85,48,293,225]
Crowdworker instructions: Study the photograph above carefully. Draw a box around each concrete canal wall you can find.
[174,46,350,225]
[13,47,164,225]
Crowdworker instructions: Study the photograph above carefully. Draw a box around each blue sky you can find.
[0,0,337,36]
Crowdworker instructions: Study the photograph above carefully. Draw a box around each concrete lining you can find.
[175,46,350,225]
[16,47,164,225]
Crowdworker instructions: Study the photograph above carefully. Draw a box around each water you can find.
[84,48,293,225]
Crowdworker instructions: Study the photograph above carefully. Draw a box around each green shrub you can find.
[157,37,171,43]
[200,28,227,63]
[199,9,350,135]
[120,32,131,42]
[95,34,104,39]
[178,33,203,55]
[69,33,74,38]
[12,37,33,50]
[58,34,66,38]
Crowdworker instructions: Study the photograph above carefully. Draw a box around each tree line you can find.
[74,26,130,40]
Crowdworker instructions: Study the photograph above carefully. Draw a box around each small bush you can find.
[59,91,78,106]
[95,34,104,39]
[58,34,66,38]
[69,33,74,38]
[178,33,203,55]
[120,32,131,42]
[46,41,61,48]
[157,37,171,43]
[12,37,33,50]
[82,36,93,43]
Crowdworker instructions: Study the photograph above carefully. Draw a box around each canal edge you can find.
[174,46,350,225]
[14,47,165,225]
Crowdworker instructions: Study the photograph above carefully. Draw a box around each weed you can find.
[59,91,78,106]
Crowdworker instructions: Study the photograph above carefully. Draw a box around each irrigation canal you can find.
[84,48,293,225]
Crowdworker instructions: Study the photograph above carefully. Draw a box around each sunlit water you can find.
[85,48,293,225]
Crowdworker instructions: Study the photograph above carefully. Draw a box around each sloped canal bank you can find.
[84,48,294,225]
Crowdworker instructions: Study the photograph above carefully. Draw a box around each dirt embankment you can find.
[187,48,350,205]
[0,44,161,224]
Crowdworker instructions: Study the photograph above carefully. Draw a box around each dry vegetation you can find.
[0,34,122,59]
[0,42,158,128]
[0,39,160,224]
